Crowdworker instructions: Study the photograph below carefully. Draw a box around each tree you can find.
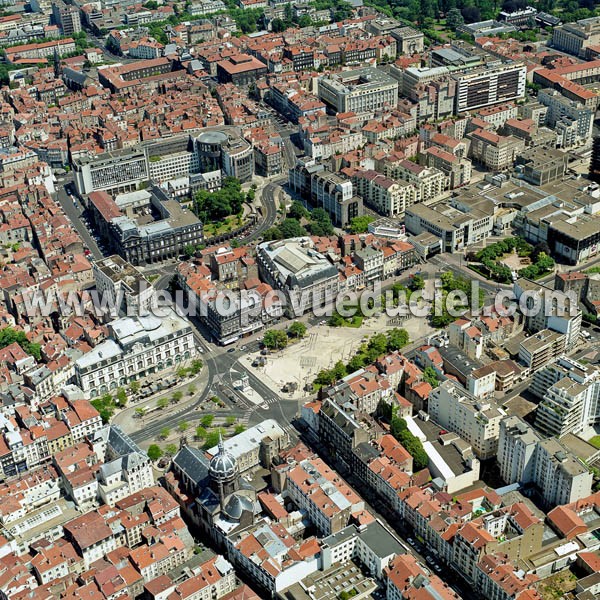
[147,445,163,461]
[287,321,307,338]
[279,218,307,239]
[190,359,203,375]
[159,427,170,440]
[225,416,237,426]
[183,244,195,258]
[171,391,183,404]
[188,385,197,396]
[288,201,309,220]
[409,274,425,291]
[129,381,141,394]
[349,215,374,233]
[422,366,440,388]
[195,426,207,440]
[271,17,286,32]
[178,421,189,432]
[0,327,41,360]
[201,414,215,428]
[165,443,178,456]
[461,6,481,23]
[203,431,222,449]
[446,7,464,29]
[234,424,246,435]
[177,367,189,378]
[157,397,169,410]
[135,407,147,418]
[387,328,409,351]
[116,387,127,406]
[536,252,555,273]
[263,329,288,350]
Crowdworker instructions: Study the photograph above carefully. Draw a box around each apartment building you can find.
[468,128,525,171]
[518,329,566,372]
[538,89,594,148]
[420,146,473,189]
[93,255,154,318]
[455,63,527,112]
[387,160,445,203]
[51,1,81,35]
[285,457,364,536]
[533,438,593,508]
[533,357,600,437]
[74,307,195,398]
[428,380,505,460]
[497,416,541,485]
[318,67,399,113]
[350,169,416,218]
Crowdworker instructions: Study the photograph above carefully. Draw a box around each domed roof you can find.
[223,493,254,521]
[209,436,237,480]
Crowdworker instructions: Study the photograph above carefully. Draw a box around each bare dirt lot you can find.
[239,313,435,399]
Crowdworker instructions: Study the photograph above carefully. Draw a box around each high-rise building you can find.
[51,0,82,35]
[590,135,600,183]
[497,416,540,485]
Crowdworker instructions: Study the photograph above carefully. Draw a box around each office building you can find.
[318,67,399,113]
[257,237,339,313]
[551,16,600,57]
[310,170,363,227]
[88,186,203,266]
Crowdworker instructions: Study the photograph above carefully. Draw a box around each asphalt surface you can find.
[55,175,104,260]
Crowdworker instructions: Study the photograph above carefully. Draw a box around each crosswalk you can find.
[263,396,281,406]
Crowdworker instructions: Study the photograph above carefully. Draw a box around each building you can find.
[468,129,525,171]
[497,416,541,485]
[351,170,416,218]
[518,329,566,372]
[51,0,81,35]
[515,146,568,185]
[533,356,600,438]
[216,54,268,85]
[538,88,594,149]
[92,255,154,318]
[318,67,399,114]
[532,437,593,508]
[74,148,149,196]
[256,237,339,314]
[74,307,195,397]
[456,63,527,113]
[88,187,203,266]
[551,16,600,57]
[195,130,254,183]
[310,170,363,227]
[428,380,505,460]
[405,196,494,253]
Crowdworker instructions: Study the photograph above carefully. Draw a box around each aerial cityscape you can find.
[2,0,600,599]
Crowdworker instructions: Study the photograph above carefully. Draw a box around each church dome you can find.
[223,493,254,521]
[209,436,238,480]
